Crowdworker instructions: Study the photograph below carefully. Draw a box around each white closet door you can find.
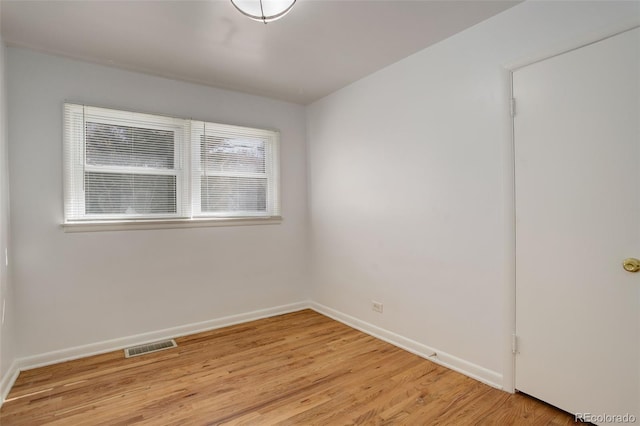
[514,27,640,424]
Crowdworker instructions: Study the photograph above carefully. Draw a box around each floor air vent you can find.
[124,339,177,358]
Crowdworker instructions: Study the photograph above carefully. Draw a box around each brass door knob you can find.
[623,258,640,272]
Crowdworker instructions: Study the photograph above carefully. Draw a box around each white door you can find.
[514,27,640,424]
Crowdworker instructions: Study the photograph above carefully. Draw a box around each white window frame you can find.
[191,121,280,218]
[63,104,281,232]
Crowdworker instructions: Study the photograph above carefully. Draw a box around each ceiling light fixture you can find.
[231,0,296,24]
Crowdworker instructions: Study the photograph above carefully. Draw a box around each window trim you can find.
[63,103,282,231]
[61,216,283,233]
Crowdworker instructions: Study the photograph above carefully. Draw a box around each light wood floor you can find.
[1,310,578,425]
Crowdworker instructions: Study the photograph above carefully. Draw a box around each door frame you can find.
[503,24,640,394]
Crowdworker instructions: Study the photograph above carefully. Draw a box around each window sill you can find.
[62,216,282,233]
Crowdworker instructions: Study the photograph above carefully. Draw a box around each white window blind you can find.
[63,103,280,225]
[191,121,280,218]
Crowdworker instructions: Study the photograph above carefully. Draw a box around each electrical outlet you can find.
[372,301,383,313]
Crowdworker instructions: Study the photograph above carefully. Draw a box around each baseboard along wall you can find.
[309,302,503,390]
[0,300,504,407]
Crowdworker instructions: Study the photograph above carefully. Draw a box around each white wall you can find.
[4,0,639,394]
[0,34,17,397]
[6,48,309,359]
[306,0,639,389]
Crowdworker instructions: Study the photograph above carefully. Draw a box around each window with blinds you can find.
[191,121,279,217]
[63,104,280,224]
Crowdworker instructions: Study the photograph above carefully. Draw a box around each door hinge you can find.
[512,334,519,354]
[510,98,516,117]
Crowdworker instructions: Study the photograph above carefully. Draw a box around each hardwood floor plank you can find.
[0,310,578,425]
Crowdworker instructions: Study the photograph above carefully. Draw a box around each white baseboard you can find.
[15,301,309,373]
[309,302,503,390]
[2,300,503,406]
[0,360,20,407]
